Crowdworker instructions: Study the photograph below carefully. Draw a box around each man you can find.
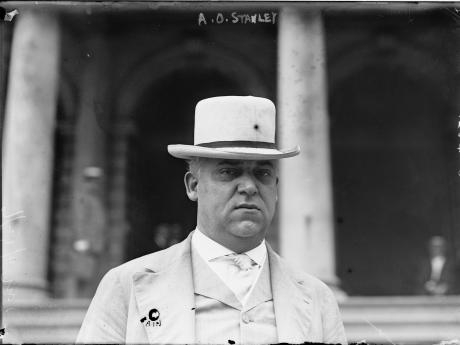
[77,96,347,344]
[417,236,458,295]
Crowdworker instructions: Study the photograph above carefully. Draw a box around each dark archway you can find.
[330,63,454,295]
[125,67,246,260]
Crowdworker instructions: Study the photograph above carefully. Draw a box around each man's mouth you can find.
[235,203,260,210]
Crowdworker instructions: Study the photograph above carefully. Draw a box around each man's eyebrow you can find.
[215,160,276,168]
[256,160,275,168]
[216,160,242,166]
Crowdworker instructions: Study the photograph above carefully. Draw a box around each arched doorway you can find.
[125,67,248,260]
[330,62,455,295]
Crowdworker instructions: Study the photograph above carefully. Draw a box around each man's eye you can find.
[255,169,276,183]
[219,168,237,176]
[256,169,273,177]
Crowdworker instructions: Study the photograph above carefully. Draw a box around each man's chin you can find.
[230,221,266,238]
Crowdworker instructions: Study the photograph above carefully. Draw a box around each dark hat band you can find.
[197,141,277,149]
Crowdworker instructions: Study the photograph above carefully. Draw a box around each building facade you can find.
[2,2,460,343]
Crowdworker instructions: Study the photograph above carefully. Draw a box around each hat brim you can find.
[167,144,300,160]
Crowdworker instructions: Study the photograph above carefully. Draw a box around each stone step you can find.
[3,296,460,344]
[342,296,460,343]
[3,299,89,344]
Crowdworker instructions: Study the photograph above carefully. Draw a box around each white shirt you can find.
[430,255,446,282]
[192,228,267,305]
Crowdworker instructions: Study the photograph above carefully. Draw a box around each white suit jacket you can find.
[77,232,347,344]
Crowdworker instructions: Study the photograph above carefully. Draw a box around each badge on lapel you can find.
[140,308,162,327]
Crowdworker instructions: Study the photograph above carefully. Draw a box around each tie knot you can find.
[229,253,257,271]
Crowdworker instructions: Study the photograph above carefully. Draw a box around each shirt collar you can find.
[192,228,267,267]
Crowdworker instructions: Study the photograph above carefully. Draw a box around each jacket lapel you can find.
[132,234,315,344]
[268,245,314,343]
[133,233,196,344]
[192,245,242,310]
[244,256,272,312]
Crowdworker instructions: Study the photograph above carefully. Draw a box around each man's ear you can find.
[275,177,279,201]
[184,171,198,201]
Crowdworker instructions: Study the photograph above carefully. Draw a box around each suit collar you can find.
[133,233,314,344]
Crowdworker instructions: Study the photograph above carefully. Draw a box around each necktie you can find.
[232,253,257,271]
[218,253,258,303]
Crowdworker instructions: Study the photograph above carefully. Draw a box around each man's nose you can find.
[237,174,258,196]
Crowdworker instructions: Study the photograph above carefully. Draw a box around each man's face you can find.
[185,158,278,252]
[429,237,446,257]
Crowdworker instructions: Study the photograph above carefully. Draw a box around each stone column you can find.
[453,25,460,264]
[277,8,343,296]
[2,10,60,299]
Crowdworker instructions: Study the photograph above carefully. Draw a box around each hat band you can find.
[197,141,277,149]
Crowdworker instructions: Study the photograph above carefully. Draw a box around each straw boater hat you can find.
[167,96,300,160]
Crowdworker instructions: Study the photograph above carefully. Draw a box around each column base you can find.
[3,280,49,301]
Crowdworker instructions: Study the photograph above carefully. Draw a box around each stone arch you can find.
[328,34,449,96]
[115,42,269,119]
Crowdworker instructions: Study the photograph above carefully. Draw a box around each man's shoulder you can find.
[269,248,335,296]
[106,239,188,282]
[288,262,332,295]
[275,255,344,321]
